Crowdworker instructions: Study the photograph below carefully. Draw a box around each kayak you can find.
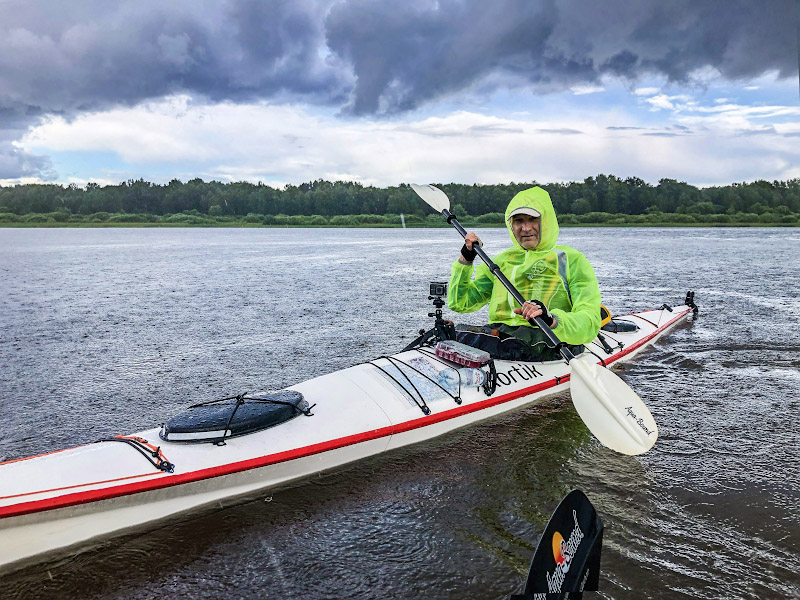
[0,300,694,573]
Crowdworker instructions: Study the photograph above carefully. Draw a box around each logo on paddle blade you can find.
[546,510,585,593]
[552,532,571,570]
[624,406,654,436]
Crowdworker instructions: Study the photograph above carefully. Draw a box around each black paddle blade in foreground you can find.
[510,489,603,600]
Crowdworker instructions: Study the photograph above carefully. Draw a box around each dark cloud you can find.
[535,128,583,135]
[0,145,55,181]
[326,0,560,114]
[0,0,348,113]
[0,0,796,178]
[327,0,797,114]
[0,103,56,181]
[738,126,779,136]
[468,124,525,134]
[601,50,639,77]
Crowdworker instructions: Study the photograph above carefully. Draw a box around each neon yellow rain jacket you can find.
[447,187,601,345]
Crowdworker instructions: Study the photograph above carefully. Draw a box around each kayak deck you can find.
[0,304,692,572]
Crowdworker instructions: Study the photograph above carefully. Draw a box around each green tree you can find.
[571,198,592,215]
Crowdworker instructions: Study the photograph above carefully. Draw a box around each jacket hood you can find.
[504,187,559,252]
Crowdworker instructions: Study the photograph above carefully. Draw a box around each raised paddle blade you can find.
[410,183,451,213]
[569,355,658,455]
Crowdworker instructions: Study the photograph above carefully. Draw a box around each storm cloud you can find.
[326,0,797,113]
[1,0,796,179]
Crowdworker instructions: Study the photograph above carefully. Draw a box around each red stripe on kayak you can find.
[604,308,689,367]
[0,429,390,519]
[0,471,167,501]
[0,446,78,466]
[0,308,689,520]
[391,375,569,434]
[627,312,660,328]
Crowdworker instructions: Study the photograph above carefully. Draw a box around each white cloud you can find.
[666,102,800,139]
[644,94,696,112]
[570,85,605,95]
[645,94,675,110]
[14,86,800,189]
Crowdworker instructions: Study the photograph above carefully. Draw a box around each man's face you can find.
[511,214,541,250]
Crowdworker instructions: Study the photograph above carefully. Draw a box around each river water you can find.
[0,227,798,599]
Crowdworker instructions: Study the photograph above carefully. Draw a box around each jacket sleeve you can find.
[447,260,494,313]
[549,251,601,345]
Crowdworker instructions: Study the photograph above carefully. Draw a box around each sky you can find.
[1,0,798,189]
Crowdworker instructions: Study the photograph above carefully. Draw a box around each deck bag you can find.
[160,390,311,443]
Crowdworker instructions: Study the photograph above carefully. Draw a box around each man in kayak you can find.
[447,187,601,361]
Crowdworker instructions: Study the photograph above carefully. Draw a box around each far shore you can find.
[1,221,796,229]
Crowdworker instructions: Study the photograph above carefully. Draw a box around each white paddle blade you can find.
[410,183,450,213]
[569,355,658,455]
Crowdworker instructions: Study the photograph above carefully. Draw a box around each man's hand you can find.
[459,232,482,263]
[464,232,480,250]
[513,300,556,328]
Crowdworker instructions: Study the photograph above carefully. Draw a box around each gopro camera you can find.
[429,281,447,297]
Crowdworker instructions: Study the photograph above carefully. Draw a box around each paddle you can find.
[410,183,658,456]
[511,489,603,598]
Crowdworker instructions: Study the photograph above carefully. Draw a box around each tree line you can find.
[1,175,799,225]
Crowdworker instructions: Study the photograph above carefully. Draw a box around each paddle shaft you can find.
[442,209,576,362]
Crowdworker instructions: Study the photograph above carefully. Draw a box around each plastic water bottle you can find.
[436,367,487,393]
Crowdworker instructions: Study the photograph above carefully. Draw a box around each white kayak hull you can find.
[0,305,692,572]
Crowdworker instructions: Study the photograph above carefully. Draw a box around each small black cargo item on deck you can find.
[601,319,639,333]
[159,390,313,444]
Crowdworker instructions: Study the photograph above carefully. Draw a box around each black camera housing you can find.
[429,281,447,297]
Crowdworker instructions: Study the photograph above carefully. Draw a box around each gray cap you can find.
[508,207,541,220]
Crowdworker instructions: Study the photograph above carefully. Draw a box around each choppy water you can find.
[1,226,798,599]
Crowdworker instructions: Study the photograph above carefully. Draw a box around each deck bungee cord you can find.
[95,436,175,473]
[366,344,496,415]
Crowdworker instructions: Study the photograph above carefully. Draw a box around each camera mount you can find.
[401,282,457,350]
